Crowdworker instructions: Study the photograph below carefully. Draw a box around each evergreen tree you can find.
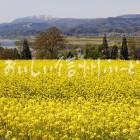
[103,35,110,59]
[120,36,129,60]
[111,45,118,59]
[21,39,32,59]
[99,35,110,59]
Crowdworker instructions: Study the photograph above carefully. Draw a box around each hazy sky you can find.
[0,0,140,23]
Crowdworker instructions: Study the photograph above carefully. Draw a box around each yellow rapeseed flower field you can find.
[0,60,140,140]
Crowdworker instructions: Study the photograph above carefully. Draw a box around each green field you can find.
[66,36,140,47]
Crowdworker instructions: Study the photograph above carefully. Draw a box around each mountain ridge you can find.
[0,14,140,37]
[12,14,140,23]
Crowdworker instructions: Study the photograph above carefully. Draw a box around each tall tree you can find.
[99,35,110,59]
[120,36,129,60]
[21,39,32,59]
[35,27,64,59]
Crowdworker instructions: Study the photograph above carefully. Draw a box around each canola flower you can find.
[0,60,140,140]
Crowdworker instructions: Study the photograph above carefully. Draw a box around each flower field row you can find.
[0,60,140,139]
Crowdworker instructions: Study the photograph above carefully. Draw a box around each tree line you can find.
[0,27,139,60]
[0,39,32,60]
[98,35,129,60]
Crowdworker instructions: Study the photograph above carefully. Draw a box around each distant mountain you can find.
[117,14,140,19]
[12,15,57,23]
[0,14,140,37]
